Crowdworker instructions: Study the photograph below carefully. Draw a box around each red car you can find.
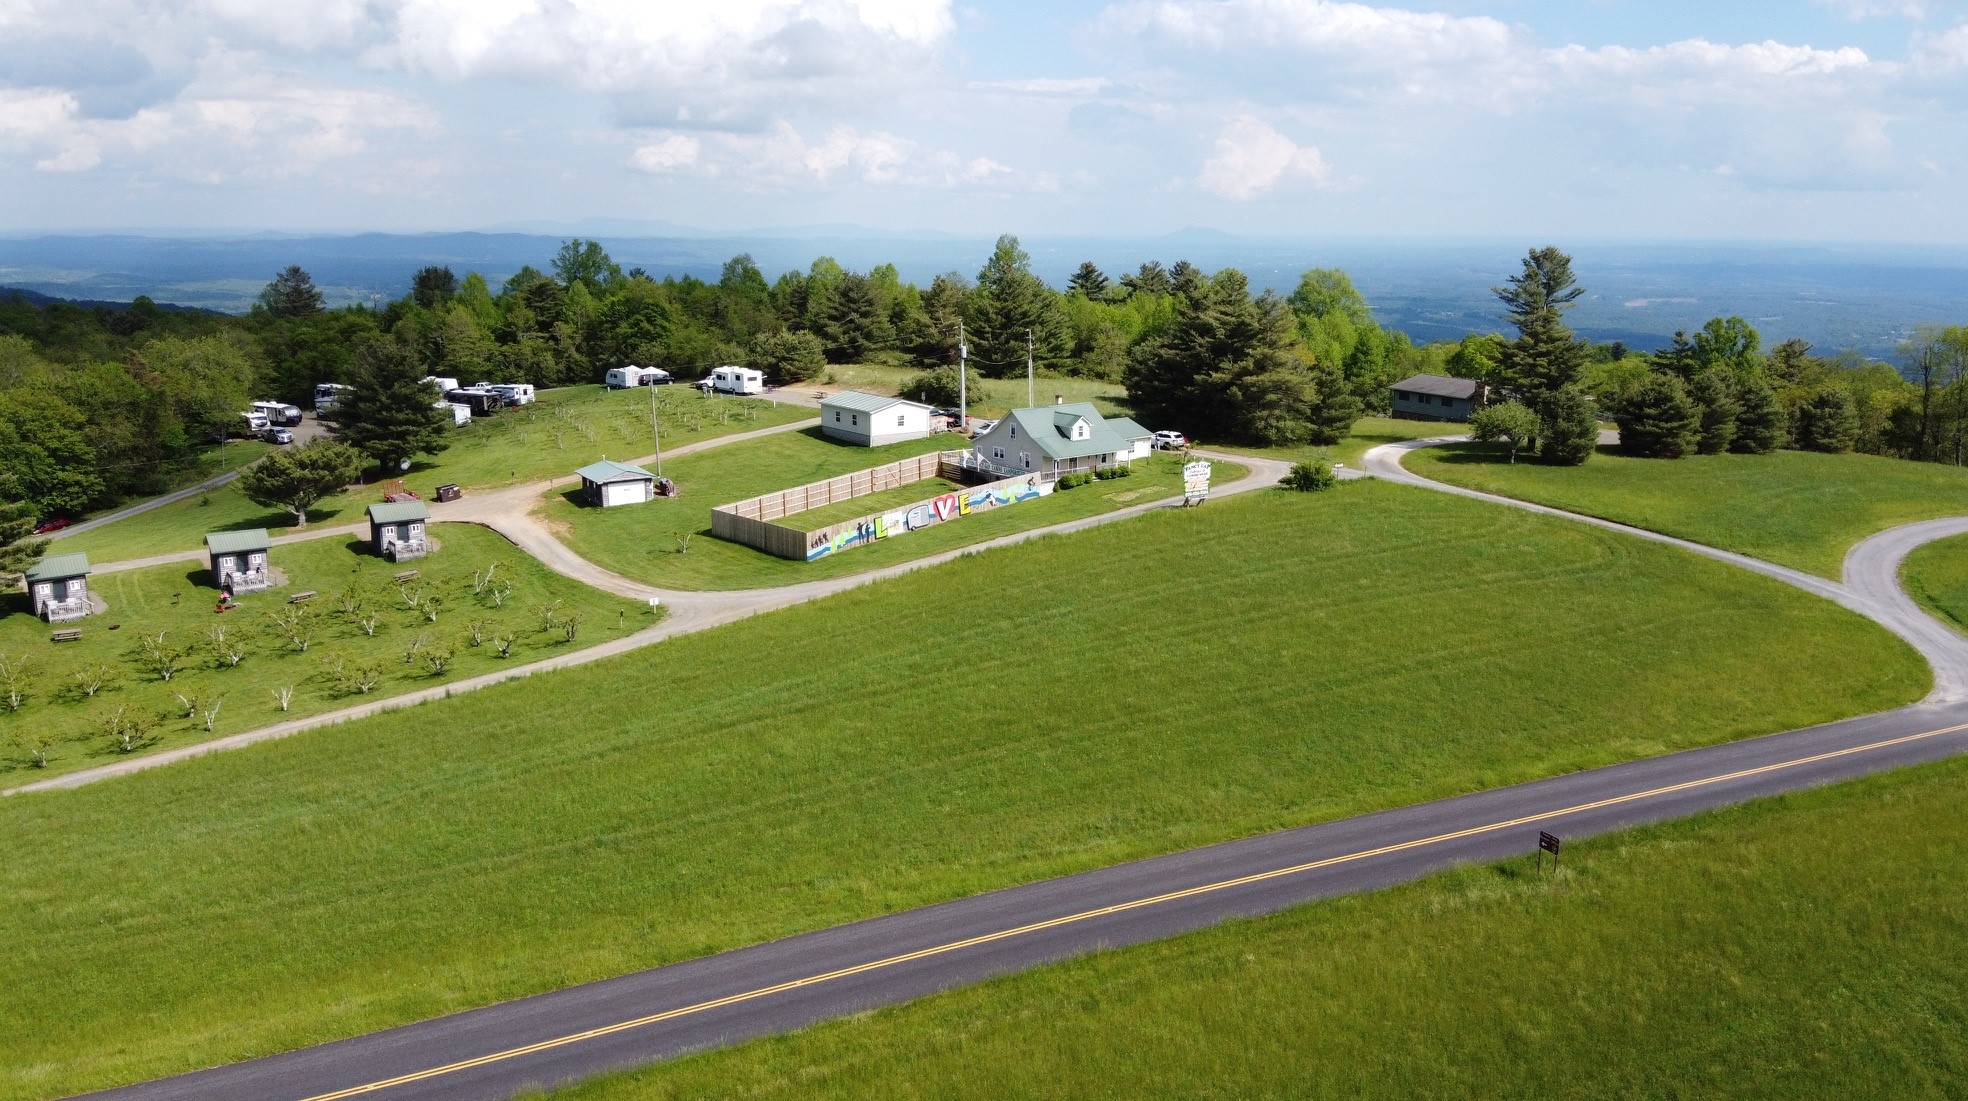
[32,518,70,535]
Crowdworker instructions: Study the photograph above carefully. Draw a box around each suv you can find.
[266,427,295,444]
[1152,430,1189,450]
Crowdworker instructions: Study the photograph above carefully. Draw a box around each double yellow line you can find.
[297,720,1967,1101]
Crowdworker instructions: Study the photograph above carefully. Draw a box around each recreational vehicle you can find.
[313,382,352,411]
[445,388,505,416]
[250,401,303,426]
[484,383,536,405]
[436,400,471,426]
[700,366,766,395]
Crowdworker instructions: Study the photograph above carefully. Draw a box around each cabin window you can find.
[852,414,859,426]
[897,414,906,427]
[834,411,841,422]
[993,447,1005,461]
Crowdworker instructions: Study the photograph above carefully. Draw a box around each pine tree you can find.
[965,235,1067,379]
[1731,377,1787,453]
[258,266,324,319]
[0,496,47,591]
[1616,373,1700,458]
[325,338,451,473]
[1067,262,1110,301]
[236,439,364,528]
[1119,261,1172,298]
[1795,388,1860,453]
[1494,247,1587,399]
[1689,368,1740,454]
[1536,385,1599,466]
[821,273,895,362]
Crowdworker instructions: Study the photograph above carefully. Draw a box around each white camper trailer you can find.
[605,366,651,390]
[485,383,535,405]
[436,400,471,426]
[701,365,765,395]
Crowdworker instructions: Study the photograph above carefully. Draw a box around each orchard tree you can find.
[1495,247,1588,398]
[1469,401,1541,463]
[325,338,450,473]
[236,439,365,528]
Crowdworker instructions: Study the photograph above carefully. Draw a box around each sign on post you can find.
[1537,830,1561,872]
[1182,461,1212,506]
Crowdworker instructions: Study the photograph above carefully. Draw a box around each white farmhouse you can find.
[820,390,937,447]
[968,402,1153,480]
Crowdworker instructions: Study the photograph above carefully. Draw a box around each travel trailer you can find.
[700,365,766,395]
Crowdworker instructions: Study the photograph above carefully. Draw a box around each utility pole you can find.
[648,375,664,477]
[1026,328,1034,409]
[957,318,968,433]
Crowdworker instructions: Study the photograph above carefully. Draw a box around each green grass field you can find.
[57,386,811,563]
[816,364,1131,420]
[1408,443,1968,578]
[552,755,1968,1100]
[1212,415,1463,472]
[1900,531,1968,634]
[546,428,1226,589]
[0,524,647,779]
[0,481,1925,1100]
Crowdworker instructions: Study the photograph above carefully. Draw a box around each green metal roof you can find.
[993,403,1133,461]
[205,528,271,555]
[821,390,930,415]
[367,501,429,524]
[1106,415,1152,441]
[574,459,655,484]
[25,552,90,582]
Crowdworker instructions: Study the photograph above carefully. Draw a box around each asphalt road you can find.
[81,698,1968,1101]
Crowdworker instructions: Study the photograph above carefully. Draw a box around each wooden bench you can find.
[50,628,82,643]
[392,570,420,584]
[289,590,317,604]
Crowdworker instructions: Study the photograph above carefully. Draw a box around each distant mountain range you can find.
[3,230,1964,360]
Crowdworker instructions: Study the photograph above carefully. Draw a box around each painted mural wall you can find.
[804,474,1054,561]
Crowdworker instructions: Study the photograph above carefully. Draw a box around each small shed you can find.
[367,500,430,561]
[1391,374,1483,422]
[205,529,273,593]
[821,391,936,446]
[25,552,92,622]
[576,459,657,507]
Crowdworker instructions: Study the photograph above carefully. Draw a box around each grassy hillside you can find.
[547,429,1226,589]
[0,482,1926,1100]
[555,756,1968,1101]
[1407,442,1968,578]
[0,524,648,779]
[58,386,811,563]
[813,364,1130,420]
[1901,531,1968,634]
[1213,415,1458,470]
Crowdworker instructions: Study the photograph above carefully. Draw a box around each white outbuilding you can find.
[820,390,937,447]
[575,459,658,507]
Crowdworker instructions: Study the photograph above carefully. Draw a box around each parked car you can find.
[1152,430,1189,450]
[32,517,70,535]
[266,427,295,444]
[968,418,998,436]
[638,368,674,386]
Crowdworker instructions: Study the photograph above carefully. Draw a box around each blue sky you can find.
[2,1,1966,240]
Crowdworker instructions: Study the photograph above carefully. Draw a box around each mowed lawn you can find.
[545,428,1231,589]
[0,481,1926,1100]
[556,757,1968,1101]
[1408,442,1968,578]
[1900,531,1968,634]
[1212,415,1461,471]
[0,524,649,779]
[58,386,811,563]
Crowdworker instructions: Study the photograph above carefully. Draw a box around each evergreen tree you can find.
[236,439,364,528]
[411,266,458,310]
[1731,376,1787,454]
[748,330,827,383]
[1169,260,1207,298]
[1536,385,1599,466]
[1615,373,1700,458]
[1689,368,1740,455]
[258,265,324,319]
[1494,246,1587,398]
[1120,261,1172,298]
[821,272,895,362]
[1795,388,1860,453]
[0,496,47,591]
[964,235,1067,379]
[324,338,450,473]
[1067,262,1111,301]
[904,273,970,367]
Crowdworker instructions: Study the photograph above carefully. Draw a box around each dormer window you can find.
[1073,420,1089,440]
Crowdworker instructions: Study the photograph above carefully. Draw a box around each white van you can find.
[241,410,270,435]
[485,383,536,406]
[702,365,765,395]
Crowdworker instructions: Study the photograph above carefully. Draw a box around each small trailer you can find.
[250,401,304,426]
[444,388,505,416]
[435,400,471,426]
[484,382,536,405]
[605,366,655,389]
[700,365,765,395]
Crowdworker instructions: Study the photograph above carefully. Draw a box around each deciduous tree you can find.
[236,439,365,528]
[1469,401,1541,463]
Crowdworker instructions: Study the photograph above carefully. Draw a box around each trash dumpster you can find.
[436,483,463,503]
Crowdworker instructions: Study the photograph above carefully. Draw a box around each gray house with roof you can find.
[25,552,93,622]
[367,500,430,561]
[968,402,1154,480]
[205,529,273,592]
[575,459,656,507]
[821,390,936,446]
[1391,374,1484,422]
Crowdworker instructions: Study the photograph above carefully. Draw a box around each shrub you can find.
[1281,461,1338,492]
[1535,385,1599,466]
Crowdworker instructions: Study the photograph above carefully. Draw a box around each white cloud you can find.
[967,77,1113,96]
[629,120,1021,190]
[1196,116,1329,200]
[1814,0,1933,19]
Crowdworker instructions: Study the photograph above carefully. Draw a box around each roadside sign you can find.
[1182,461,1211,505]
[1537,830,1561,871]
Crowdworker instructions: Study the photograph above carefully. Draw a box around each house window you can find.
[1019,452,1031,468]
[834,411,841,422]
[993,447,1005,460]
[1010,425,1017,438]
[851,414,859,426]
[1420,394,1433,404]
[897,414,906,427]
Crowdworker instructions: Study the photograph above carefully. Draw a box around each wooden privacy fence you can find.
[712,451,958,559]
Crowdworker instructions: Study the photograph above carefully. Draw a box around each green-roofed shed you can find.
[575,459,657,507]
[820,390,935,446]
[25,552,93,622]
[366,500,430,561]
[205,528,274,592]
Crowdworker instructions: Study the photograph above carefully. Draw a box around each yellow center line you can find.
[295,720,1968,1101]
